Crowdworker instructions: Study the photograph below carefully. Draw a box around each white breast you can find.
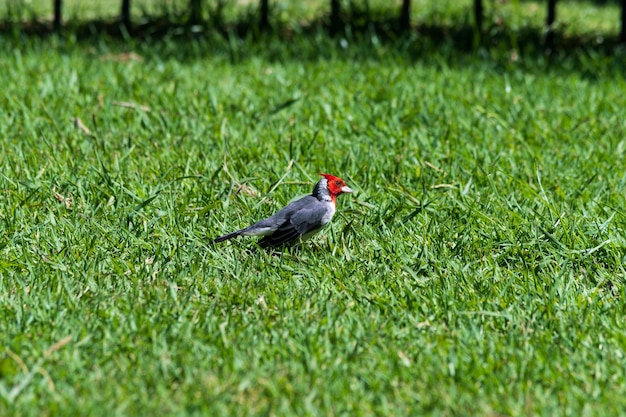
[320,202,336,226]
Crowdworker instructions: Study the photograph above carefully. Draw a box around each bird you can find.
[212,173,353,248]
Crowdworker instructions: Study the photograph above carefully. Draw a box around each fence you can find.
[7,0,626,44]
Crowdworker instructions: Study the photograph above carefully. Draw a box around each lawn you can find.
[1,3,626,416]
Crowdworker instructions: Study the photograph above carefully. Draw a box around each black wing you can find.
[258,200,328,248]
[258,224,301,248]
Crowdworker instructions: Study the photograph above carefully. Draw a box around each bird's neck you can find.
[313,178,334,203]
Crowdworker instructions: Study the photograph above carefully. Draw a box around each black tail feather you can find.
[212,230,244,244]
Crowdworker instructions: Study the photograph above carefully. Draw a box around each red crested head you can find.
[319,173,353,198]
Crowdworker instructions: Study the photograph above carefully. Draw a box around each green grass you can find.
[2,13,626,417]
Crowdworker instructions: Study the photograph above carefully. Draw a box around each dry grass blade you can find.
[52,185,73,209]
[6,336,72,402]
[100,52,144,62]
[73,117,91,135]
[112,101,151,112]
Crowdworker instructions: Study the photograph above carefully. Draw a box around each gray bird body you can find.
[212,176,352,248]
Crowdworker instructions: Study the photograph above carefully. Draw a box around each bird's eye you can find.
[335,180,342,186]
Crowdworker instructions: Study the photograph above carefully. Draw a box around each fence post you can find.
[400,0,411,30]
[259,0,270,30]
[474,0,483,33]
[188,0,203,25]
[546,0,556,49]
[330,0,341,32]
[121,0,131,28]
[53,0,62,31]
[619,0,626,43]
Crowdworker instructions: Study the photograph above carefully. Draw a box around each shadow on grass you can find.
[1,12,625,77]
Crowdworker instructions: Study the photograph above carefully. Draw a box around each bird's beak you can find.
[341,186,353,194]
